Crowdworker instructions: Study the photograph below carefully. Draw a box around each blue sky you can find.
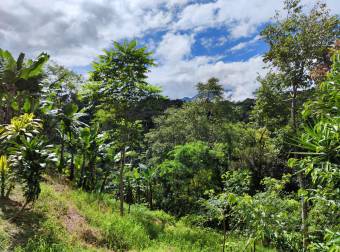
[1,0,339,100]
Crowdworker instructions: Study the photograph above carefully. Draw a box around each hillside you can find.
[0,1,339,251]
[0,177,274,252]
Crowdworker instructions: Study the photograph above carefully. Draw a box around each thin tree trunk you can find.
[291,84,298,131]
[148,182,153,210]
[299,174,309,251]
[291,81,309,251]
[222,213,227,252]
[69,152,75,181]
[68,132,75,181]
[136,179,141,204]
[89,158,96,190]
[59,132,65,173]
[0,169,5,198]
[79,152,86,188]
[100,173,109,193]
[119,148,126,216]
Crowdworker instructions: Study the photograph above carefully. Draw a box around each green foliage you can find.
[262,0,338,88]
[0,220,9,251]
[9,136,55,203]
[252,72,290,131]
[289,51,340,250]
[0,114,55,203]
[156,141,227,215]
[0,3,338,250]
[0,49,49,123]
[0,113,42,141]
[222,169,252,195]
[233,176,301,251]
[0,155,12,198]
[302,51,340,120]
[196,77,224,102]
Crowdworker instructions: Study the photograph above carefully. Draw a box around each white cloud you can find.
[156,33,194,62]
[1,0,338,99]
[149,54,267,101]
[229,35,261,52]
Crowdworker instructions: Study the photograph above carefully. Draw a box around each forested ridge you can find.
[0,0,339,251]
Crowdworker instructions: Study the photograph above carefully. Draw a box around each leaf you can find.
[16,53,25,71]
[63,103,78,116]
[11,101,19,111]
[23,98,31,112]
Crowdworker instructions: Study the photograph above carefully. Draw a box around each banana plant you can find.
[48,103,87,173]
[0,49,49,123]
[78,124,105,190]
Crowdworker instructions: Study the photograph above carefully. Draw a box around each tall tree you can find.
[261,0,338,130]
[196,77,224,102]
[261,2,339,249]
[90,40,160,216]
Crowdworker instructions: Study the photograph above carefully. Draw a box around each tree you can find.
[156,141,227,216]
[261,0,339,130]
[261,2,339,248]
[196,77,224,102]
[251,72,290,131]
[289,50,340,251]
[90,40,160,215]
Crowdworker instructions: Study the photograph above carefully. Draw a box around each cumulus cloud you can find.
[1,0,339,99]
[229,35,262,52]
[155,33,194,62]
[149,54,267,101]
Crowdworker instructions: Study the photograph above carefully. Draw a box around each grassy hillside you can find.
[0,177,275,252]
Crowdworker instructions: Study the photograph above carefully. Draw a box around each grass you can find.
[0,177,277,251]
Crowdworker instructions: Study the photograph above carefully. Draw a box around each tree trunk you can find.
[69,152,75,181]
[148,182,153,210]
[222,214,226,252]
[136,179,141,204]
[79,152,86,188]
[299,174,309,251]
[119,148,126,216]
[89,158,96,190]
[59,132,65,173]
[291,81,309,251]
[100,173,109,193]
[0,169,5,198]
[291,83,298,131]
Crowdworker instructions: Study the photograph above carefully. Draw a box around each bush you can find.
[180,214,207,227]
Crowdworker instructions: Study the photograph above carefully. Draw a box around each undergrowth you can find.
[0,181,276,252]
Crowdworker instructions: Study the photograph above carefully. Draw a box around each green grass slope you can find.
[0,177,275,252]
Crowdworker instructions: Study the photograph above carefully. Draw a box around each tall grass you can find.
[2,182,276,251]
